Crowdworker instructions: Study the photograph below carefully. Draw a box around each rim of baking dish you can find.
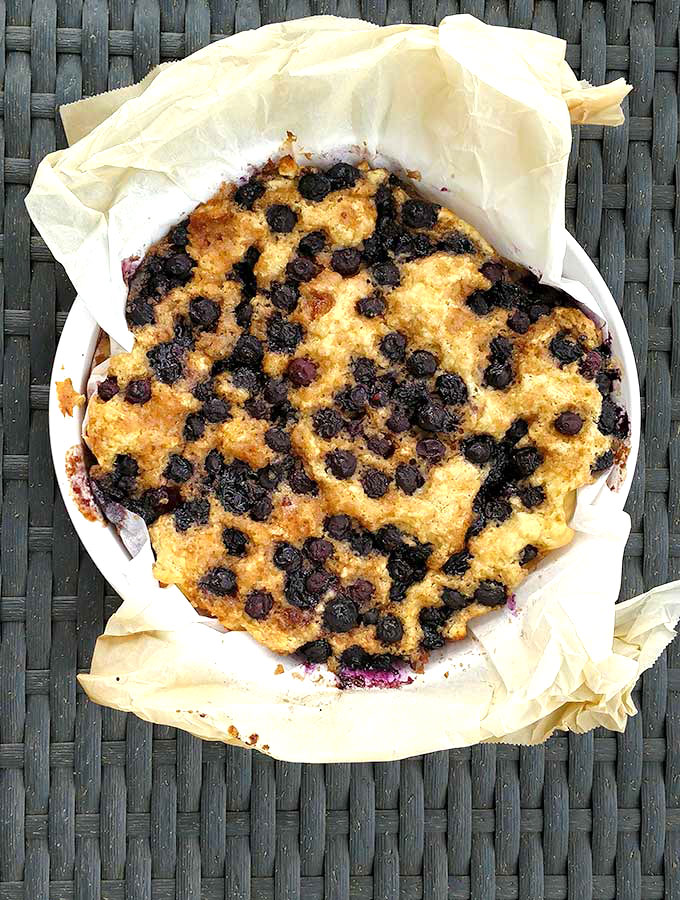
[49,230,641,613]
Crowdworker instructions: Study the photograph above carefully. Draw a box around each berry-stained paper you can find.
[29,15,680,761]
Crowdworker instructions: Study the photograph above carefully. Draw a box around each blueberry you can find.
[505,419,529,445]
[508,310,530,334]
[360,608,380,627]
[125,378,151,404]
[264,427,291,453]
[269,280,300,313]
[286,255,322,282]
[349,527,374,557]
[361,468,391,499]
[234,301,252,328]
[323,596,358,633]
[126,297,156,327]
[395,463,424,495]
[461,435,494,465]
[267,313,303,354]
[421,625,445,651]
[257,463,283,492]
[416,438,446,463]
[439,231,476,254]
[306,570,335,596]
[183,412,205,441]
[555,411,584,435]
[244,396,271,421]
[371,261,400,287]
[374,524,403,553]
[442,588,471,611]
[592,449,614,473]
[365,433,395,459]
[595,370,616,396]
[322,516,350,543]
[442,549,471,576]
[331,248,362,277]
[98,375,119,401]
[479,261,507,283]
[189,297,220,330]
[250,496,273,522]
[484,361,513,389]
[266,204,298,233]
[164,454,193,483]
[313,408,343,439]
[223,527,249,557]
[114,454,139,478]
[170,219,189,248]
[401,199,439,229]
[474,580,507,606]
[327,162,361,189]
[202,397,230,424]
[489,335,513,361]
[199,567,237,596]
[380,331,407,362]
[484,498,512,523]
[164,252,194,281]
[347,579,375,605]
[337,384,368,415]
[528,303,550,322]
[234,179,265,210]
[274,542,302,571]
[287,357,317,387]
[512,446,543,477]
[395,231,434,258]
[288,462,319,496]
[435,373,467,406]
[147,341,184,385]
[376,614,403,645]
[420,606,449,628]
[356,293,386,318]
[486,282,523,310]
[326,449,357,479]
[407,350,438,378]
[299,639,331,663]
[340,645,368,670]
[349,359,375,388]
[298,172,332,202]
[519,545,538,566]
[598,399,625,436]
[579,350,603,380]
[244,590,274,620]
[298,230,326,257]
[518,485,545,508]
[229,333,264,370]
[301,538,332,565]
[174,498,210,532]
[550,331,583,365]
[466,292,489,316]
[416,401,447,432]
[386,411,410,433]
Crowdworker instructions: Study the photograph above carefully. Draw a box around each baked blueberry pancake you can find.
[86,159,627,673]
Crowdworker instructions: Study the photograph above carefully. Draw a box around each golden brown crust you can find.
[85,161,625,671]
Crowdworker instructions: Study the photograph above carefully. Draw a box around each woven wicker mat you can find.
[1,1,678,898]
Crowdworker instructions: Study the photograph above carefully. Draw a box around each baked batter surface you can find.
[86,160,626,672]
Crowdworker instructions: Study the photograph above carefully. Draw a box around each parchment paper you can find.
[27,15,680,761]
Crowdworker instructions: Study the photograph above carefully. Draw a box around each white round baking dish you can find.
[48,232,641,759]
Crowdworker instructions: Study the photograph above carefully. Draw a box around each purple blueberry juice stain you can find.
[507,593,517,613]
[336,665,414,690]
[122,256,141,285]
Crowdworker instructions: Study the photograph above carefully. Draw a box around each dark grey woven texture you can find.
[0,1,678,898]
